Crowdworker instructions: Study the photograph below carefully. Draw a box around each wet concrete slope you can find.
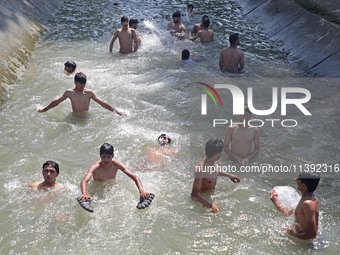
[0,0,62,104]
[235,0,340,77]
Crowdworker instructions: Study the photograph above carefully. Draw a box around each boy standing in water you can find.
[219,33,244,73]
[168,11,186,40]
[270,172,320,240]
[129,18,141,46]
[224,106,260,164]
[191,15,209,36]
[190,18,214,43]
[28,161,61,190]
[37,72,124,115]
[109,16,139,54]
[80,143,150,202]
[191,138,240,212]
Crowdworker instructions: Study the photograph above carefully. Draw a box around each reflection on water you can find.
[0,0,339,254]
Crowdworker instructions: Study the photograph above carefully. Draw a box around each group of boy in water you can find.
[30,4,320,241]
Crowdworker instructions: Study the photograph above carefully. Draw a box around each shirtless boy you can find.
[146,134,176,162]
[190,18,214,43]
[270,172,320,240]
[37,72,123,115]
[167,11,186,40]
[219,33,244,73]
[80,143,150,202]
[191,15,209,36]
[224,107,260,164]
[28,161,61,190]
[191,138,240,213]
[129,18,141,46]
[109,16,139,54]
[64,61,77,74]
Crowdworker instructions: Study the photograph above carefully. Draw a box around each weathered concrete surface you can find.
[235,0,340,77]
[0,0,62,104]
[310,0,340,22]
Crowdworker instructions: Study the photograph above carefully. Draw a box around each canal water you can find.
[0,0,339,254]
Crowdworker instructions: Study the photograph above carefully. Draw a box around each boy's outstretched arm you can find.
[37,91,69,112]
[218,172,240,183]
[119,163,149,199]
[80,162,98,201]
[91,92,124,115]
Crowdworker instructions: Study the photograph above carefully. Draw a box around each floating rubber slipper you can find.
[136,193,155,209]
[76,197,94,213]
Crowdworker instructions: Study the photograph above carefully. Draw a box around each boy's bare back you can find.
[219,47,244,73]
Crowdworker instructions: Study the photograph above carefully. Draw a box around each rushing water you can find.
[0,0,339,254]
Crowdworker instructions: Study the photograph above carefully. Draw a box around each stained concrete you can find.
[235,0,340,77]
[0,0,62,104]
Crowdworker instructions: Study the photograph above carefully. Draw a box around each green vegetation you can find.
[293,0,340,25]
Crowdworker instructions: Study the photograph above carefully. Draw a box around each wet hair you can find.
[181,49,190,60]
[202,15,209,21]
[229,33,239,45]
[202,18,210,28]
[187,4,193,11]
[64,61,76,70]
[129,18,139,27]
[205,138,224,158]
[42,160,59,174]
[297,172,320,192]
[158,134,172,146]
[100,143,114,155]
[74,72,87,85]
[172,11,181,18]
[121,16,128,23]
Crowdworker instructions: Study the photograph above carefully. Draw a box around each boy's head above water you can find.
[100,143,114,155]
[64,60,77,74]
[158,134,171,146]
[205,138,223,158]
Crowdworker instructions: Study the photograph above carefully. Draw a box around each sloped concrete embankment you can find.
[235,0,340,77]
[0,0,62,104]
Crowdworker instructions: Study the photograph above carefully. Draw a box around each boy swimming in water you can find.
[146,134,176,162]
[64,60,77,74]
[270,172,320,240]
[224,106,260,164]
[28,161,61,190]
[191,138,240,212]
[79,143,150,203]
[37,72,124,115]
[168,11,186,40]
[109,16,139,54]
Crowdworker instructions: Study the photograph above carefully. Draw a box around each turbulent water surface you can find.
[0,0,339,254]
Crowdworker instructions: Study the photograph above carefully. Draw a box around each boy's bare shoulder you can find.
[111,158,124,167]
[28,181,40,189]
[83,88,95,96]
[83,88,94,93]
[91,160,102,169]
[64,88,75,94]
